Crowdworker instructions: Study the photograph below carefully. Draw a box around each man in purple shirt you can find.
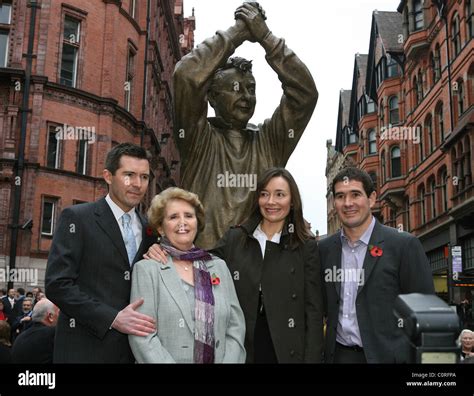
[319,167,435,363]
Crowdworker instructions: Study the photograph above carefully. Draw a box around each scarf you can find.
[160,237,215,364]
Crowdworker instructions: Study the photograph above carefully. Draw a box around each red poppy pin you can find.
[369,245,383,257]
[211,273,220,285]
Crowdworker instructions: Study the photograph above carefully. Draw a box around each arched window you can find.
[464,135,472,187]
[425,114,434,153]
[418,124,424,162]
[391,146,401,178]
[435,102,444,143]
[419,185,426,225]
[452,147,459,194]
[369,172,377,190]
[389,96,399,125]
[452,13,461,56]
[379,99,385,127]
[434,44,441,82]
[440,168,448,212]
[413,76,419,106]
[417,70,423,103]
[368,129,377,154]
[381,150,386,183]
[429,177,437,219]
[457,79,465,116]
[404,196,411,232]
[414,0,424,31]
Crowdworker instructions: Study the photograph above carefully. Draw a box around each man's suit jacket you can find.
[128,256,246,363]
[319,220,435,363]
[1,296,20,324]
[11,322,55,364]
[45,197,156,363]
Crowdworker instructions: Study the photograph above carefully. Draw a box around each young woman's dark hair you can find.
[246,167,311,248]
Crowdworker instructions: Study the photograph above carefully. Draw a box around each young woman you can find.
[211,167,323,363]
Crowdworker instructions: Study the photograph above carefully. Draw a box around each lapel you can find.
[333,231,343,297]
[159,256,195,333]
[357,221,385,296]
[94,198,130,268]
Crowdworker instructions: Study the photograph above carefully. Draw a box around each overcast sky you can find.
[182,0,401,235]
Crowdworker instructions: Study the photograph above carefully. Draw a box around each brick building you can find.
[0,0,195,289]
[329,0,473,304]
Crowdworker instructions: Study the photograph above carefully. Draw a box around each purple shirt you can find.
[336,216,376,347]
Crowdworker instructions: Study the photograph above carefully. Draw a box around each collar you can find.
[105,194,137,224]
[253,222,282,243]
[340,216,376,246]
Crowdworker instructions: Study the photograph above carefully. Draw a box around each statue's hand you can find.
[234,2,270,43]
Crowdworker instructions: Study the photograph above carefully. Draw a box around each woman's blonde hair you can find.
[147,187,205,235]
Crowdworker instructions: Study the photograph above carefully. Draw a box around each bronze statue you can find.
[173,2,318,249]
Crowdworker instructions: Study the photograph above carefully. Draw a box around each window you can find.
[457,79,465,116]
[0,2,12,24]
[60,16,81,87]
[357,97,365,121]
[77,139,88,175]
[0,2,12,68]
[376,58,386,88]
[379,100,385,127]
[391,146,401,178]
[467,0,473,39]
[129,0,137,19]
[366,95,376,113]
[452,13,461,57]
[431,47,441,85]
[440,168,448,212]
[433,44,441,82]
[418,124,424,162]
[368,129,377,154]
[436,102,444,143]
[419,185,426,225]
[125,48,136,112]
[429,177,437,219]
[47,126,61,168]
[349,132,357,144]
[417,70,423,104]
[425,114,433,153]
[369,172,377,190]
[387,57,399,78]
[404,197,411,232]
[465,135,472,187]
[41,198,57,236]
[414,0,424,31]
[381,150,386,183]
[389,96,399,125]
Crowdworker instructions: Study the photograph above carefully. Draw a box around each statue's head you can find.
[208,57,256,129]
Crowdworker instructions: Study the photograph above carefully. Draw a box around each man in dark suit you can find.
[1,288,20,324]
[319,167,435,363]
[11,298,59,364]
[46,143,157,363]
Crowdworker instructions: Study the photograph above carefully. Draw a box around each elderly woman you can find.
[458,329,473,361]
[129,187,246,363]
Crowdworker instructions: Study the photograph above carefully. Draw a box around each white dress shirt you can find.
[105,194,142,250]
[253,223,282,259]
